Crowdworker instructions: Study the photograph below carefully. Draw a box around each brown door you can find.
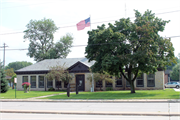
[76,75,85,91]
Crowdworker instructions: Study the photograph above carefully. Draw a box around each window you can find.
[22,76,28,88]
[136,74,144,87]
[125,73,132,87]
[126,80,130,87]
[116,75,122,87]
[96,81,103,88]
[105,81,112,87]
[147,74,155,87]
[22,76,28,83]
[30,76,36,88]
[39,76,44,88]
[47,79,53,88]
[64,81,68,88]
[55,80,61,88]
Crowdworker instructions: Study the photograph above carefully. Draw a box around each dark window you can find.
[22,76,28,83]
[116,75,122,87]
[47,79,53,88]
[106,81,112,87]
[30,76,36,88]
[39,76,44,88]
[126,80,130,87]
[125,73,132,87]
[96,81,103,88]
[136,74,144,87]
[147,74,155,87]
[64,81,68,88]
[22,76,28,88]
[55,80,62,88]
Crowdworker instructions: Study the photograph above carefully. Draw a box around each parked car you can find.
[164,82,180,89]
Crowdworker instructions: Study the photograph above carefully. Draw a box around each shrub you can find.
[48,87,55,91]
[106,87,113,91]
[0,63,9,93]
[22,82,31,93]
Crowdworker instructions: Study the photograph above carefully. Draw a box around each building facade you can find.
[15,58,165,91]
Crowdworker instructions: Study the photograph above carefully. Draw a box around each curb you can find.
[1,110,180,116]
[1,99,180,103]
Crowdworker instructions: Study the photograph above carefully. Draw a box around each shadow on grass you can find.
[44,91,164,99]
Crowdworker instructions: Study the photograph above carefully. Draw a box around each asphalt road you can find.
[0,102,180,115]
[0,113,180,120]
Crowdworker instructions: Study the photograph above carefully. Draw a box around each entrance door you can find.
[76,75,85,91]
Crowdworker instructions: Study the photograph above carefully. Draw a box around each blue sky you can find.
[0,0,180,66]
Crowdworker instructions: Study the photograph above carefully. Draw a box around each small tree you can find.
[11,74,17,89]
[87,71,114,91]
[46,64,73,90]
[5,68,15,88]
[0,63,9,93]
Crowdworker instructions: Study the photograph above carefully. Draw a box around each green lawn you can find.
[0,89,65,99]
[43,89,180,99]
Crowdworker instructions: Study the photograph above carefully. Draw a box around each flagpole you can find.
[90,15,91,30]
[89,14,94,92]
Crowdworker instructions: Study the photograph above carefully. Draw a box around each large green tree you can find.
[24,18,73,62]
[5,61,32,71]
[170,63,180,80]
[85,10,176,93]
[0,63,9,93]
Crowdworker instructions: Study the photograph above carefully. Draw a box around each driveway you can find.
[173,88,180,92]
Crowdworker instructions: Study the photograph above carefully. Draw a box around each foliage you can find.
[0,63,9,93]
[24,18,73,62]
[11,74,17,82]
[48,87,55,91]
[166,57,179,70]
[106,87,113,91]
[5,68,14,78]
[85,10,176,93]
[22,82,31,93]
[46,64,73,90]
[5,61,32,71]
[170,63,180,80]
[87,71,113,91]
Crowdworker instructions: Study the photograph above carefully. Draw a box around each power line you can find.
[0,10,180,36]
[1,35,180,51]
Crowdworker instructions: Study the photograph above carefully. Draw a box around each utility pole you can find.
[0,43,8,68]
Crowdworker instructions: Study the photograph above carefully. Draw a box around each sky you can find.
[0,0,180,66]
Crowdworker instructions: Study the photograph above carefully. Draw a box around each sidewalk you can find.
[1,98,180,103]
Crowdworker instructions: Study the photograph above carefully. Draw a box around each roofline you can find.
[15,70,49,75]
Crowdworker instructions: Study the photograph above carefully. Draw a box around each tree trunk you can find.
[130,81,135,93]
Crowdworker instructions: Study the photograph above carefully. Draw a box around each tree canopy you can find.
[165,57,179,70]
[5,61,32,71]
[24,18,73,62]
[87,71,113,91]
[170,63,180,80]
[46,64,73,90]
[85,10,176,93]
